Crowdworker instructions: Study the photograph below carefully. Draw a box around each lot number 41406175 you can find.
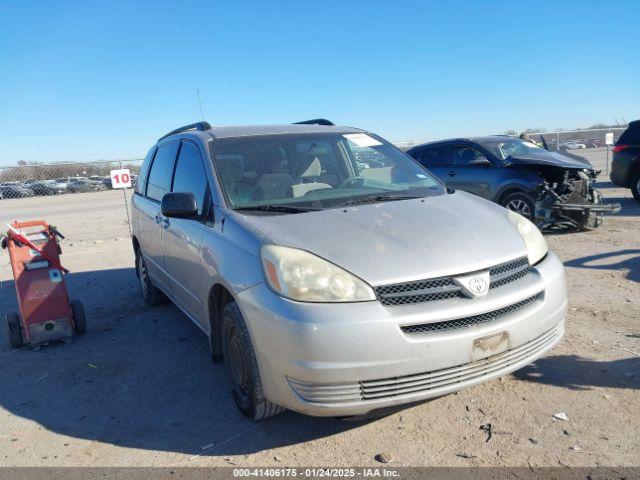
[110,169,132,189]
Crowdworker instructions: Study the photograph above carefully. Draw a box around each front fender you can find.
[495,178,540,203]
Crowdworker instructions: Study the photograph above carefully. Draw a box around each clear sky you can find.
[1,0,638,165]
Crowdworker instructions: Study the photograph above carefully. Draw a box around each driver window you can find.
[452,147,490,166]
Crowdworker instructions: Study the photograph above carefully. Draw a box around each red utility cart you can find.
[2,220,86,349]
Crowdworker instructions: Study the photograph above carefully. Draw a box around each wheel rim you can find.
[635,177,640,196]
[227,324,249,401]
[506,199,532,218]
[138,255,148,296]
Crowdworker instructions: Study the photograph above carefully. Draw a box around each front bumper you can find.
[536,184,621,230]
[237,252,566,416]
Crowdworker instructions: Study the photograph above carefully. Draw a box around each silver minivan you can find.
[131,120,566,419]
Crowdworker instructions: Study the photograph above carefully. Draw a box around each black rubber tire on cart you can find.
[630,169,640,202]
[70,300,87,335]
[221,301,285,421]
[500,192,536,221]
[6,312,23,349]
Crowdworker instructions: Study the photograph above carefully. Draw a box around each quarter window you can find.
[146,142,178,202]
[135,146,156,195]
[172,142,209,215]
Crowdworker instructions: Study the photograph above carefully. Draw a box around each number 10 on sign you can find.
[110,169,132,189]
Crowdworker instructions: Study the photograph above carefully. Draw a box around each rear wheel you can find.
[6,312,23,349]
[501,192,536,220]
[70,300,87,334]
[630,170,640,202]
[221,301,284,420]
[136,250,166,306]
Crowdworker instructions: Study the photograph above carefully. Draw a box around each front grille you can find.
[375,256,531,306]
[489,257,531,289]
[287,325,561,404]
[375,277,459,304]
[400,294,539,335]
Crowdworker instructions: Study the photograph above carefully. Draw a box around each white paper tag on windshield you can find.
[343,133,383,147]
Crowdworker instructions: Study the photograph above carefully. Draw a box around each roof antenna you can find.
[196,88,205,122]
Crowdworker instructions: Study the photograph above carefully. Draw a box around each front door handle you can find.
[155,214,163,224]
[447,171,457,177]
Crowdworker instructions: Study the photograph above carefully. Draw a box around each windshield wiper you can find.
[335,194,423,207]
[235,204,320,214]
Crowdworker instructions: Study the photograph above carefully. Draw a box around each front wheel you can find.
[6,312,23,349]
[221,302,284,420]
[501,192,536,221]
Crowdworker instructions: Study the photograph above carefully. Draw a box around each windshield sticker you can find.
[416,174,427,178]
[343,133,383,147]
[521,141,541,149]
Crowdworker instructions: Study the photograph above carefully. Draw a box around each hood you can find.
[508,150,592,170]
[237,192,528,286]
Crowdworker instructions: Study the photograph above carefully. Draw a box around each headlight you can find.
[260,245,376,302]
[506,210,548,265]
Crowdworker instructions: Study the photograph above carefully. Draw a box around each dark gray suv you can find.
[407,136,618,230]
[610,120,640,201]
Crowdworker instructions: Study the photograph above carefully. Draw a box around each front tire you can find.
[221,302,284,420]
[501,192,536,220]
[136,250,166,306]
[6,312,23,349]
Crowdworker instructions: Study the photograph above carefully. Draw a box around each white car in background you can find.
[559,141,587,150]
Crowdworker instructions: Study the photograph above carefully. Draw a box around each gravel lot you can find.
[0,148,638,468]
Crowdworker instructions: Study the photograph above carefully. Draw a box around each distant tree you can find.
[585,122,626,130]
[503,128,546,135]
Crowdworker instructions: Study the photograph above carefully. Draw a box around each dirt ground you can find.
[0,149,638,468]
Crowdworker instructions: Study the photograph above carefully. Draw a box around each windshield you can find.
[210,132,444,211]
[480,138,545,160]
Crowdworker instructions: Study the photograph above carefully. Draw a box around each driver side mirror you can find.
[469,158,491,167]
[161,192,198,218]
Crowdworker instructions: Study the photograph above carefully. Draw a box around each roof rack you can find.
[293,118,335,126]
[158,121,212,142]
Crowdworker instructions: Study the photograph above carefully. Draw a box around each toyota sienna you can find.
[131,120,566,419]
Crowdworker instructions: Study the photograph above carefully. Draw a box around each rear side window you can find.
[617,122,640,145]
[452,146,490,166]
[413,147,451,166]
[146,142,178,202]
[171,142,209,215]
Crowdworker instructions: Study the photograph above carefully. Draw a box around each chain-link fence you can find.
[395,126,628,152]
[525,127,626,152]
[0,159,143,200]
